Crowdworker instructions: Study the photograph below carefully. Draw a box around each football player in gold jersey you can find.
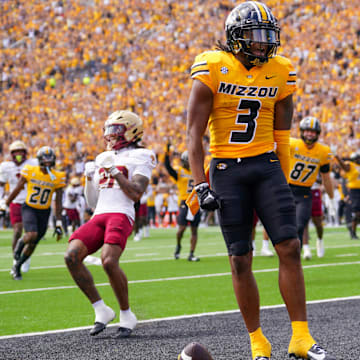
[334,151,360,240]
[165,145,200,261]
[289,117,336,259]
[186,2,335,359]
[4,146,66,280]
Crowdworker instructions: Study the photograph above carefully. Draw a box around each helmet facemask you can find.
[228,26,279,65]
[11,150,27,166]
[299,117,321,145]
[104,110,143,151]
[225,2,280,66]
[104,124,128,150]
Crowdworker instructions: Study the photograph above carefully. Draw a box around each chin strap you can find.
[46,166,56,181]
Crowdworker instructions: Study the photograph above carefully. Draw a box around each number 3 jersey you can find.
[21,165,66,209]
[92,147,157,220]
[190,50,297,158]
[289,138,332,188]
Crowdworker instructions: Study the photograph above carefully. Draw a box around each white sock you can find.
[262,240,269,250]
[119,308,137,329]
[303,244,310,251]
[92,300,114,323]
[252,240,256,251]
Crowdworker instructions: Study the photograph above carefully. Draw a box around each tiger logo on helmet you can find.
[225,1,280,66]
[104,110,143,150]
[299,116,321,145]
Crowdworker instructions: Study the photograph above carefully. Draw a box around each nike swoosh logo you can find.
[265,75,276,79]
[270,159,279,162]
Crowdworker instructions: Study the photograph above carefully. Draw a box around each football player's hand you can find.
[0,199,8,217]
[84,161,96,178]
[195,182,220,211]
[330,144,338,156]
[98,152,115,170]
[53,220,64,242]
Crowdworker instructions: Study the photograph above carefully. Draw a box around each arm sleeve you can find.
[84,178,99,208]
[164,154,178,181]
[274,130,291,182]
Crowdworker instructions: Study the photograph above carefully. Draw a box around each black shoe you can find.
[90,322,107,336]
[10,264,22,280]
[289,344,336,360]
[188,254,200,262]
[112,327,133,338]
[174,245,181,260]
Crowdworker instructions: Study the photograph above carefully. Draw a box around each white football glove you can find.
[328,198,337,219]
[330,144,338,156]
[97,152,115,169]
[84,161,96,178]
[0,198,8,217]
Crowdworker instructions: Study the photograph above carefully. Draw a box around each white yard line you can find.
[1,261,359,295]
[0,295,359,340]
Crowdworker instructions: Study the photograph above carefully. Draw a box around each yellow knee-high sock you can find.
[249,327,272,359]
[288,321,316,357]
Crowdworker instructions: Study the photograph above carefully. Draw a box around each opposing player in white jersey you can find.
[64,110,156,338]
[63,177,84,234]
[0,140,38,272]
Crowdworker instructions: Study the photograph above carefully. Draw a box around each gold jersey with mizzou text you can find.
[190,51,296,158]
[289,138,332,188]
[21,164,66,209]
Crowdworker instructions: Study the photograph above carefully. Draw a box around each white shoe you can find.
[316,239,325,258]
[21,257,31,273]
[303,247,312,260]
[134,232,141,242]
[260,248,274,257]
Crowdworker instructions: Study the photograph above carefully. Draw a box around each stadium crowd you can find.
[1,0,359,173]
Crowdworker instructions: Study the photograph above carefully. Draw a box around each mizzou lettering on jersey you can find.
[21,164,66,210]
[190,50,297,158]
[289,138,331,188]
[344,162,360,189]
[218,82,278,98]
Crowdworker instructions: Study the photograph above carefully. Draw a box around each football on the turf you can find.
[178,342,213,360]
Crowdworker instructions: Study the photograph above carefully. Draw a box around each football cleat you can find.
[303,247,312,260]
[112,327,133,339]
[21,257,31,273]
[188,254,200,262]
[174,245,181,260]
[90,307,116,336]
[289,344,336,360]
[260,248,274,257]
[11,264,22,280]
